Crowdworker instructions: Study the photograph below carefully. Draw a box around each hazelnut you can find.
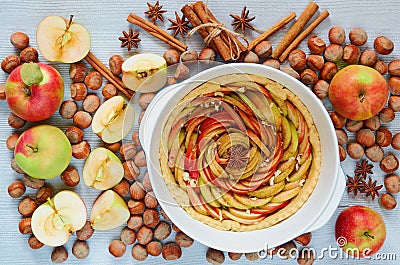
[342,44,360,65]
[206,248,225,264]
[300,69,318,85]
[384,174,400,194]
[228,252,243,260]
[72,140,91,159]
[144,191,158,208]
[277,241,297,259]
[146,241,163,256]
[288,50,306,71]
[172,223,181,232]
[359,49,378,67]
[70,83,88,101]
[19,218,32,234]
[330,111,347,129]
[127,215,143,230]
[263,59,280,69]
[139,93,156,110]
[163,49,180,66]
[297,248,316,265]
[8,112,26,129]
[69,62,86,82]
[73,111,92,129]
[199,47,217,61]
[324,44,343,62]
[72,240,89,259]
[392,132,400,150]
[120,143,138,156]
[388,96,400,111]
[6,133,20,151]
[134,150,147,167]
[76,221,94,241]
[346,142,364,160]
[307,35,326,54]
[138,110,145,125]
[123,160,140,181]
[51,246,68,263]
[374,36,394,55]
[306,55,324,71]
[336,129,348,145]
[349,28,368,46]
[356,128,375,147]
[379,193,397,210]
[281,66,300,79]
[320,62,338,81]
[36,185,53,203]
[245,252,259,261]
[363,115,380,131]
[1,55,20,74]
[23,174,44,189]
[162,242,182,260]
[109,55,124,76]
[388,76,400,95]
[143,208,160,227]
[61,166,80,187]
[65,126,84,144]
[380,154,399,173]
[18,197,38,217]
[109,240,126,258]
[339,144,347,162]
[243,51,260,64]
[103,141,121,153]
[379,107,395,123]
[154,221,172,240]
[11,159,25,174]
[113,179,130,197]
[20,47,38,63]
[130,181,146,200]
[388,60,400,77]
[313,80,329,99]
[181,50,198,64]
[132,244,148,261]
[142,172,152,191]
[328,26,345,45]
[0,84,6,100]
[28,235,44,250]
[84,71,103,90]
[376,128,392,147]
[10,32,29,50]
[175,232,194,248]
[294,232,312,246]
[365,144,384,162]
[8,181,26,198]
[59,100,78,119]
[254,41,272,59]
[374,61,388,75]
[102,84,118,99]
[137,226,154,245]
[120,227,136,245]
[132,131,141,147]
[127,200,145,214]
[173,63,190,81]
[82,94,101,113]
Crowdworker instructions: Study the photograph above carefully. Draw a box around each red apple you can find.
[329,65,388,121]
[335,205,386,258]
[5,62,64,122]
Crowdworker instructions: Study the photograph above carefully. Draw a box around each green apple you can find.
[14,125,72,179]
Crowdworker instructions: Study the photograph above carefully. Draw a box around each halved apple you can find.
[31,190,87,246]
[36,15,91,63]
[90,190,130,231]
[83,147,124,190]
[122,53,167,92]
[92,96,135,144]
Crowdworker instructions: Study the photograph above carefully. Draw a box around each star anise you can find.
[230,6,256,34]
[168,12,191,37]
[118,29,141,51]
[144,1,167,23]
[361,177,383,200]
[346,175,364,196]
[228,145,249,169]
[354,160,374,179]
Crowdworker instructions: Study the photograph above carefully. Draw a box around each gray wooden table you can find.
[0,0,399,264]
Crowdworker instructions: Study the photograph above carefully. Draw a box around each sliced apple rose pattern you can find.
[160,74,321,232]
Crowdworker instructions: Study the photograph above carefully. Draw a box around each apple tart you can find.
[159,74,321,232]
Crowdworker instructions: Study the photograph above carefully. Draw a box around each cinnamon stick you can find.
[279,10,330,62]
[248,12,297,52]
[127,13,187,52]
[272,1,319,60]
[84,52,134,98]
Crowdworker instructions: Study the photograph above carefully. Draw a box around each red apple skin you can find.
[335,205,386,258]
[329,65,388,121]
[5,63,64,122]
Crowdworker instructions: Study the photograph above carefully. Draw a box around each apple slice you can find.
[90,190,130,231]
[122,53,167,92]
[31,190,87,246]
[36,15,91,63]
[271,186,301,203]
[83,147,124,190]
[92,96,135,143]
[248,181,285,198]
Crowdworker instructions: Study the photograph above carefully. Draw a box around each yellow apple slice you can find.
[92,96,135,144]
[83,147,124,190]
[122,53,167,92]
[90,190,130,231]
[36,15,91,63]
[31,190,87,246]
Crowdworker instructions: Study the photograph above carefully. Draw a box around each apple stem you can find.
[359,94,365,103]
[364,231,375,239]
[23,87,31,96]
[66,15,74,31]
[26,144,38,153]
